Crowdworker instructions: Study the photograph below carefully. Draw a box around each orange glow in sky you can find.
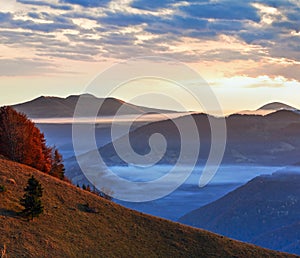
[1,0,300,113]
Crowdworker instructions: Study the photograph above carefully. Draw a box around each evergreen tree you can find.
[20,175,43,220]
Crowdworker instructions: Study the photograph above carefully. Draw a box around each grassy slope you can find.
[0,158,296,258]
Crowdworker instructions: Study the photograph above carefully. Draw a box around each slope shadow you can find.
[0,208,19,218]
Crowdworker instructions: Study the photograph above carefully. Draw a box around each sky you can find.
[1,0,300,113]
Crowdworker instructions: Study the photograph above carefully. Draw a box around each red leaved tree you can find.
[0,106,52,173]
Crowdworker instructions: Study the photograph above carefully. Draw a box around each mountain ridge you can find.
[12,94,179,118]
[179,171,300,255]
[12,95,299,118]
[235,102,299,116]
[258,102,298,111]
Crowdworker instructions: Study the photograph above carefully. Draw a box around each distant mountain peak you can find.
[12,94,178,118]
[258,102,297,111]
[66,93,97,99]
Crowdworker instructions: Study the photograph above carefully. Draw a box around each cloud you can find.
[200,49,261,62]
[272,20,300,31]
[130,0,179,11]
[255,0,295,8]
[180,2,261,22]
[0,0,299,79]
[143,15,209,38]
[17,0,73,10]
[0,10,78,33]
[0,58,58,76]
[12,19,76,33]
[238,58,300,82]
[238,29,276,44]
[130,0,207,11]
[99,12,153,27]
[59,0,109,8]
[0,12,12,22]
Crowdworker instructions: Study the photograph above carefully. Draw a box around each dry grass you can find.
[0,157,297,258]
[1,244,7,258]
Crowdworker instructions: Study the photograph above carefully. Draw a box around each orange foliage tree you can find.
[0,106,62,176]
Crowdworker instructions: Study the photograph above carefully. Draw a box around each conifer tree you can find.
[20,175,43,220]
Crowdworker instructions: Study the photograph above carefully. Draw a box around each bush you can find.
[0,185,6,193]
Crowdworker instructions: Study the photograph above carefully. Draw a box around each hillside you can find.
[12,94,177,118]
[67,110,300,168]
[64,110,300,191]
[252,221,300,255]
[179,171,300,255]
[0,157,294,257]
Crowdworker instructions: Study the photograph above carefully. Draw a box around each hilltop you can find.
[0,157,294,257]
[258,102,297,111]
[12,94,177,118]
[235,102,298,116]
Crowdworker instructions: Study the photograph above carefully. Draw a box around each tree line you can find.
[0,106,65,180]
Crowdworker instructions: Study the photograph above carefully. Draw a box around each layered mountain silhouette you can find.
[12,94,178,118]
[68,109,300,168]
[237,102,299,116]
[13,95,299,119]
[179,171,300,255]
[64,109,300,196]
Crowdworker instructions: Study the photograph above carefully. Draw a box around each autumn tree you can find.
[20,175,44,220]
[0,106,66,181]
[49,148,65,180]
[0,106,52,173]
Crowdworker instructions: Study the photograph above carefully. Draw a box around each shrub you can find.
[0,185,6,193]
